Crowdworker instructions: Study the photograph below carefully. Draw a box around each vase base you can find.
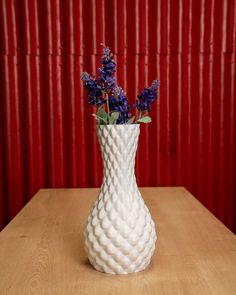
[88,257,153,275]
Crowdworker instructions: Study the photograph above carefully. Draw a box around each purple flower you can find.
[109,86,131,124]
[98,46,116,92]
[81,72,105,106]
[135,80,160,112]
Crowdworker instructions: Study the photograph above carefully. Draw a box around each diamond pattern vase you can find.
[84,125,157,274]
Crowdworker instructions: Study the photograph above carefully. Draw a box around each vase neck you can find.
[97,125,140,194]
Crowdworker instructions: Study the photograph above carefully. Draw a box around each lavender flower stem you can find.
[106,93,111,124]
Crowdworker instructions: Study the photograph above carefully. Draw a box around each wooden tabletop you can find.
[0,187,236,295]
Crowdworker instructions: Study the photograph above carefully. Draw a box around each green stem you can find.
[106,93,111,124]
[138,111,142,120]
[134,111,143,124]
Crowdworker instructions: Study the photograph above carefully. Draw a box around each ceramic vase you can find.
[84,124,157,274]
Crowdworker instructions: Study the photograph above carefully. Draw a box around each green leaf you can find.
[97,107,108,121]
[137,116,152,124]
[126,116,136,124]
[110,112,120,124]
[92,114,107,125]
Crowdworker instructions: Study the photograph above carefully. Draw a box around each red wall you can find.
[0,0,235,232]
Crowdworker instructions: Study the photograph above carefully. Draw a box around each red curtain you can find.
[0,0,235,232]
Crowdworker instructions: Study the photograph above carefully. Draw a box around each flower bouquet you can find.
[82,45,159,275]
[81,44,160,125]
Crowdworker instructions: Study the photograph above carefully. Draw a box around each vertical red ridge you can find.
[0,93,5,228]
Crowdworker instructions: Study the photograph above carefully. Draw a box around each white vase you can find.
[84,124,157,274]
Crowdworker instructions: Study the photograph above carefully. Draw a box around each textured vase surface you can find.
[84,125,157,274]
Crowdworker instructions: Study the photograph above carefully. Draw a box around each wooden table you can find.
[0,188,236,294]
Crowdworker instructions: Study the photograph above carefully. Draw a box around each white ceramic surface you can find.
[84,125,157,274]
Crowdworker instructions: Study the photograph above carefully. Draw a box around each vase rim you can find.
[96,124,140,128]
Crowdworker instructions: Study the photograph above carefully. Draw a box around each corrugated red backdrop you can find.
[0,0,235,232]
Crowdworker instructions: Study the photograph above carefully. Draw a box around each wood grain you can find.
[0,187,236,294]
